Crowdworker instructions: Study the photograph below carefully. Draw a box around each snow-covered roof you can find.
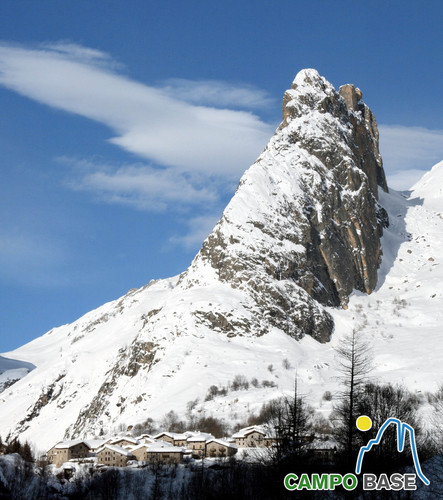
[148,441,173,449]
[152,432,176,439]
[128,443,149,452]
[206,438,237,449]
[110,436,139,445]
[134,434,153,440]
[83,439,109,450]
[187,433,214,442]
[130,440,177,451]
[152,431,190,441]
[231,425,268,439]
[96,444,134,456]
[54,439,89,449]
[172,433,189,440]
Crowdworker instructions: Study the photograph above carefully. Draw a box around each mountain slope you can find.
[1,70,442,450]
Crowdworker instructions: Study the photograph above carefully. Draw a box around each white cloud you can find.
[4,42,442,240]
[0,41,276,248]
[40,41,117,67]
[63,158,221,211]
[0,42,273,176]
[379,125,443,190]
[161,78,275,109]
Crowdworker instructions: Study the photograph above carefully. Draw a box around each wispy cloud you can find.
[63,158,221,212]
[161,78,275,109]
[379,125,443,190]
[39,41,118,67]
[0,41,277,246]
[3,41,442,244]
[0,42,273,176]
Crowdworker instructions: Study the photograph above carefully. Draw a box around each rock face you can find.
[180,69,388,343]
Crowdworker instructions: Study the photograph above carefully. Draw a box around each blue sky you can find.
[1,1,442,352]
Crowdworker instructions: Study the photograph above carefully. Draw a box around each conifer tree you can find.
[21,441,35,463]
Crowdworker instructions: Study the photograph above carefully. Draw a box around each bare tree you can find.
[332,328,372,463]
[161,410,186,433]
[258,374,312,465]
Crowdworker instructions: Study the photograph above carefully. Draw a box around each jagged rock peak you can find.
[282,68,335,123]
[282,69,388,194]
[180,69,390,343]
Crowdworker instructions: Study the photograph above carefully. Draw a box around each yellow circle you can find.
[356,415,372,431]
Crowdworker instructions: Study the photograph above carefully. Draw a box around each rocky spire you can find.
[179,69,389,343]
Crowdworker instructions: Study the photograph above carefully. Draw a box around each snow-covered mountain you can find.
[1,70,442,451]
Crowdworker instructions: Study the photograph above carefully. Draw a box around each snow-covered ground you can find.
[331,184,443,393]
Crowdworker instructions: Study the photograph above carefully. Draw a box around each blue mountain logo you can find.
[355,416,430,486]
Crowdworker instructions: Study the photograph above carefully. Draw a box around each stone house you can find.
[152,432,175,445]
[153,431,192,447]
[232,426,273,447]
[146,445,185,464]
[130,442,185,464]
[96,444,134,467]
[187,433,213,458]
[129,444,150,462]
[47,440,91,467]
[83,439,110,452]
[205,439,237,458]
[172,433,189,447]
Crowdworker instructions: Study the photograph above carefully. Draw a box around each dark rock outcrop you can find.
[67,337,159,438]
